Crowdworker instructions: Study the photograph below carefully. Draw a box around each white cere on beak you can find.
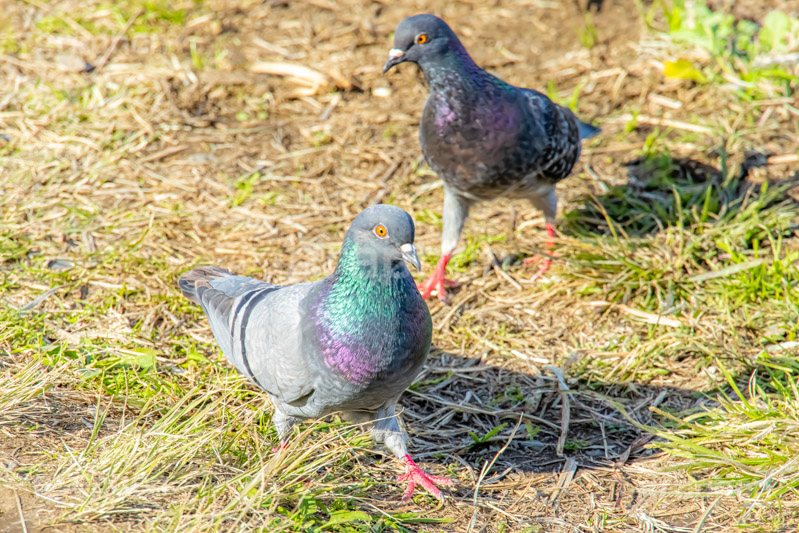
[388,48,404,59]
[400,243,416,255]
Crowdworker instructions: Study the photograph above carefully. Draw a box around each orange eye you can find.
[415,33,428,44]
[374,224,388,238]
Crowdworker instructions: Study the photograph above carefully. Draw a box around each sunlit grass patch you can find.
[648,0,799,99]
[0,357,452,530]
[33,0,203,38]
[561,142,799,311]
[651,352,799,508]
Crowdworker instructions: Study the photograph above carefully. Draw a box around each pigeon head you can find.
[382,14,465,74]
[342,204,420,272]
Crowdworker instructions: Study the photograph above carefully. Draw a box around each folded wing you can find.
[179,266,316,405]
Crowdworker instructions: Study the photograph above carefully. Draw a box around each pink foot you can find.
[417,254,457,302]
[270,441,289,453]
[526,256,553,281]
[524,223,559,280]
[397,454,452,502]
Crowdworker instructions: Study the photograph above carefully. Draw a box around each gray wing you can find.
[193,273,319,405]
[520,89,584,183]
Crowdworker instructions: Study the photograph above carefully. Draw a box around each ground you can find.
[1,0,799,531]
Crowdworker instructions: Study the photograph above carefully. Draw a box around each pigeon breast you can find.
[308,239,432,407]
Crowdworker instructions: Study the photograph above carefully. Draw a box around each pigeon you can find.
[178,204,451,501]
[383,14,600,302]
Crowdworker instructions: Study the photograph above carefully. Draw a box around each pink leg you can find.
[270,440,290,453]
[397,454,452,502]
[417,254,457,302]
[524,223,559,280]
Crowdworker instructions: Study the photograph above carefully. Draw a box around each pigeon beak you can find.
[382,48,405,74]
[400,243,421,271]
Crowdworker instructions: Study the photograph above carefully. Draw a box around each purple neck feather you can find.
[310,241,427,386]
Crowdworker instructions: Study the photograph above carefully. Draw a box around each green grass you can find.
[562,145,798,309]
[652,353,799,510]
[652,0,799,99]
[0,358,454,531]
[553,144,799,528]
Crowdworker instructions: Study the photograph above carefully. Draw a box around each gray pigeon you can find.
[178,204,451,501]
[383,14,600,301]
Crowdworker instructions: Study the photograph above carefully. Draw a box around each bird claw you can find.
[524,250,561,265]
[397,455,452,502]
[528,257,552,281]
[270,441,290,454]
[417,275,457,301]
[417,254,456,302]
[524,250,559,281]
[523,253,542,265]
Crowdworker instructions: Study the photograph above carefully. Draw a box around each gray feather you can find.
[578,119,601,140]
[181,269,316,403]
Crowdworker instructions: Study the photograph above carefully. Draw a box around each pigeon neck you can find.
[323,239,417,328]
[313,239,424,385]
[421,46,482,93]
[331,238,407,286]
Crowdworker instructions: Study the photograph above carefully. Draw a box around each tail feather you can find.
[578,119,601,140]
[178,265,235,304]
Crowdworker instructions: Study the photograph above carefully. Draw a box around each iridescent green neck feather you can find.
[325,239,415,329]
[311,238,432,386]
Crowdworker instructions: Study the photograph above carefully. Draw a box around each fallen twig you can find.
[587,300,687,328]
[15,491,28,533]
[544,365,571,457]
[94,10,143,73]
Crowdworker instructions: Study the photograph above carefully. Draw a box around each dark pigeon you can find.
[178,205,451,501]
[383,14,600,301]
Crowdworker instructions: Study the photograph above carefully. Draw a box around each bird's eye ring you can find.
[374,225,389,238]
[415,33,428,44]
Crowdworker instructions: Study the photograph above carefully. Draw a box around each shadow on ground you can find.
[396,350,711,482]
[562,150,799,239]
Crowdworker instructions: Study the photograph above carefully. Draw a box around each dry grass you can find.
[2,0,799,531]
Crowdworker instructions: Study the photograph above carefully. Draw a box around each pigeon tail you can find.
[178,265,234,304]
[578,119,601,140]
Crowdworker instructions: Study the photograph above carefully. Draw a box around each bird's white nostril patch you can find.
[388,48,404,59]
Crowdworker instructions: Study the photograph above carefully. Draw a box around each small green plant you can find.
[382,123,400,139]
[563,439,590,452]
[413,208,442,227]
[230,172,261,207]
[409,372,450,391]
[35,15,75,35]
[578,12,598,49]
[189,39,204,70]
[451,233,506,270]
[310,130,333,147]
[565,81,586,112]
[469,422,507,450]
[658,1,799,97]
